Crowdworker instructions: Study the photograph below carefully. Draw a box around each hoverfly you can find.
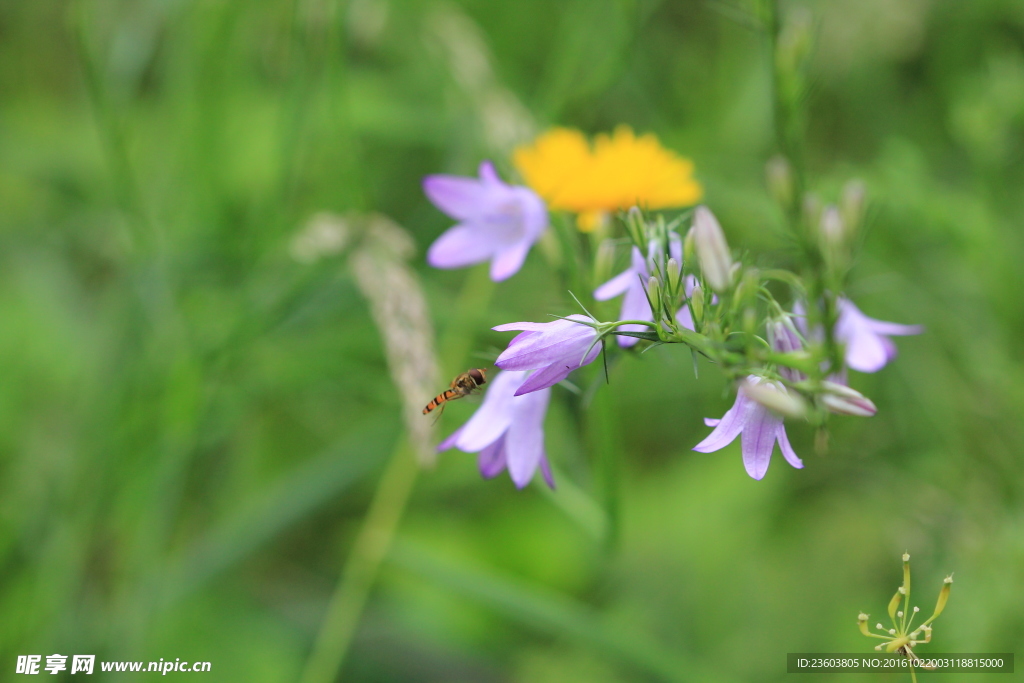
[423,368,487,421]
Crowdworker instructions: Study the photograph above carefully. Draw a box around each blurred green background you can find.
[1,0,1023,681]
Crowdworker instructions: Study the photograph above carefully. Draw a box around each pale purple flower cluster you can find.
[687,298,918,480]
[423,169,922,485]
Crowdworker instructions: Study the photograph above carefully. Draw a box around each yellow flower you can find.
[513,126,703,231]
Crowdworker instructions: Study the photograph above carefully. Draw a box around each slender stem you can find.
[614,319,661,328]
[300,267,494,682]
[299,440,419,683]
[589,384,621,551]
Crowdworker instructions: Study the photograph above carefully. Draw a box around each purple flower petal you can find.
[438,426,464,452]
[615,278,653,348]
[865,319,924,336]
[513,341,601,395]
[684,275,699,298]
[693,394,748,453]
[619,280,651,321]
[539,456,556,489]
[427,224,500,269]
[842,326,893,373]
[694,375,804,480]
[505,388,550,488]
[490,241,532,282]
[424,162,548,282]
[677,306,695,331]
[669,235,683,265]
[494,317,597,370]
[435,368,553,489]
[767,319,806,383]
[514,362,575,396]
[594,268,635,301]
[740,402,781,480]
[836,298,922,373]
[775,424,803,469]
[478,435,507,478]
[477,160,502,186]
[512,186,549,240]
[492,319,581,333]
[592,246,656,349]
[423,175,498,221]
[454,370,524,451]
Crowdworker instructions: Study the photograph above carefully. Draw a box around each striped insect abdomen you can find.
[422,389,458,414]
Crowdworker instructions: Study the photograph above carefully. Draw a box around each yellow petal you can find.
[513,126,703,227]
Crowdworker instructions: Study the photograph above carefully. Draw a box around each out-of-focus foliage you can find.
[0,0,1022,681]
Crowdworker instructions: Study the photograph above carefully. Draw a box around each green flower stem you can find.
[300,269,493,683]
[589,381,621,551]
[299,439,419,683]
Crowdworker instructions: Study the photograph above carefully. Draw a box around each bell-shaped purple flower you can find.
[424,161,548,282]
[438,370,554,489]
[693,376,804,480]
[767,318,807,383]
[493,315,600,395]
[594,237,682,347]
[835,298,923,373]
[794,298,923,374]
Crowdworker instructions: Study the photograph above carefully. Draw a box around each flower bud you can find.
[840,179,866,236]
[776,8,813,77]
[740,378,808,419]
[768,318,807,383]
[819,205,845,246]
[625,206,646,248]
[693,206,733,293]
[666,257,682,298]
[646,275,663,322]
[683,226,696,267]
[820,381,877,417]
[801,193,823,233]
[766,155,794,209]
[690,284,704,327]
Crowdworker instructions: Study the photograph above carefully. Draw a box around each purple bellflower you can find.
[693,376,804,480]
[768,317,878,416]
[424,161,548,282]
[439,370,554,489]
[794,298,923,373]
[493,315,600,395]
[835,298,923,373]
[594,237,682,347]
[767,318,807,383]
